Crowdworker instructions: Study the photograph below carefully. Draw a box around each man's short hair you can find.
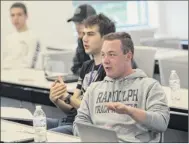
[103,32,134,55]
[83,13,116,37]
[10,2,27,15]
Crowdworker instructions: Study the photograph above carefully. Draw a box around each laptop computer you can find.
[46,74,79,83]
[75,122,119,142]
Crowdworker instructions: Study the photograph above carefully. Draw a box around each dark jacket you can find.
[71,39,90,75]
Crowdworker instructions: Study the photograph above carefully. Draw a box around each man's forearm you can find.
[127,106,168,132]
[70,96,81,109]
[127,106,146,123]
[54,99,73,114]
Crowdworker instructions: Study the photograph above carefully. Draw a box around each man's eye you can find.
[110,54,116,56]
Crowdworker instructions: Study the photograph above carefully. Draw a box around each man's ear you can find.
[125,51,133,61]
[25,14,28,20]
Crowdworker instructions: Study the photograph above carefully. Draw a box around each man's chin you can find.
[85,50,92,55]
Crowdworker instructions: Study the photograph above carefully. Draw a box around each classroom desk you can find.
[1,69,188,110]
[1,68,76,92]
[135,46,188,61]
[1,68,188,131]
[1,119,80,142]
[0,69,76,106]
[155,48,188,60]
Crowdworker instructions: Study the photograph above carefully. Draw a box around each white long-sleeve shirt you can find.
[2,30,39,69]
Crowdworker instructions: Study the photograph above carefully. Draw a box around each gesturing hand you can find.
[49,76,67,103]
[106,102,132,115]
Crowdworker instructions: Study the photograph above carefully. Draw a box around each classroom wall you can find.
[1,1,188,52]
[156,1,188,39]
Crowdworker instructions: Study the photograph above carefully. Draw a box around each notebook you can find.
[75,122,119,142]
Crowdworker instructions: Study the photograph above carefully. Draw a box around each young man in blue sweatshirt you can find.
[73,32,170,142]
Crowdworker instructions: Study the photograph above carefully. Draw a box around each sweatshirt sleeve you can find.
[140,81,170,132]
[24,37,40,68]
[73,86,93,136]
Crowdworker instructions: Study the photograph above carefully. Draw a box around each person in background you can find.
[2,2,40,69]
[67,4,97,75]
[47,14,116,135]
[73,32,170,142]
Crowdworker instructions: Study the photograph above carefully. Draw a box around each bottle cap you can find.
[171,70,176,73]
[36,105,41,109]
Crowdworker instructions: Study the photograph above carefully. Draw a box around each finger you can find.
[52,93,63,101]
[105,103,116,111]
[52,83,66,92]
[52,85,67,95]
[52,89,67,99]
[51,79,58,87]
[115,105,123,111]
[53,94,63,101]
[114,102,122,108]
[58,76,64,84]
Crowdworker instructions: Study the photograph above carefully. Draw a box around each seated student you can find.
[2,2,40,69]
[68,4,137,75]
[73,32,170,142]
[67,4,97,75]
[47,13,116,134]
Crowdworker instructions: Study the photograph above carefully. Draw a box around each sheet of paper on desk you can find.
[1,107,33,121]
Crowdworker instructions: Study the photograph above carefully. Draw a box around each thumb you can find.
[51,79,58,87]
[58,76,64,84]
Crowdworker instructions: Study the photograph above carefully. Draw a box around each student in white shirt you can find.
[2,2,40,69]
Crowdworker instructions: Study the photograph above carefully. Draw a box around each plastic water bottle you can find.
[169,70,181,102]
[33,105,47,142]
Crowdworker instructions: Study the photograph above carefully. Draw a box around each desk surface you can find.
[1,68,76,93]
[162,87,188,111]
[155,48,188,60]
[135,46,188,60]
[1,69,188,111]
[1,119,80,142]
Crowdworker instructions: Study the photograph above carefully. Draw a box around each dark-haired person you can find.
[47,13,116,134]
[67,4,97,75]
[2,2,40,69]
[68,4,137,75]
[73,32,170,142]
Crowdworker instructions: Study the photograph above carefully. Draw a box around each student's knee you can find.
[46,118,59,129]
[50,125,73,135]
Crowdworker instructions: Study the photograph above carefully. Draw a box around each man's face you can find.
[10,7,27,30]
[74,22,85,39]
[101,40,132,79]
[82,25,103,55]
